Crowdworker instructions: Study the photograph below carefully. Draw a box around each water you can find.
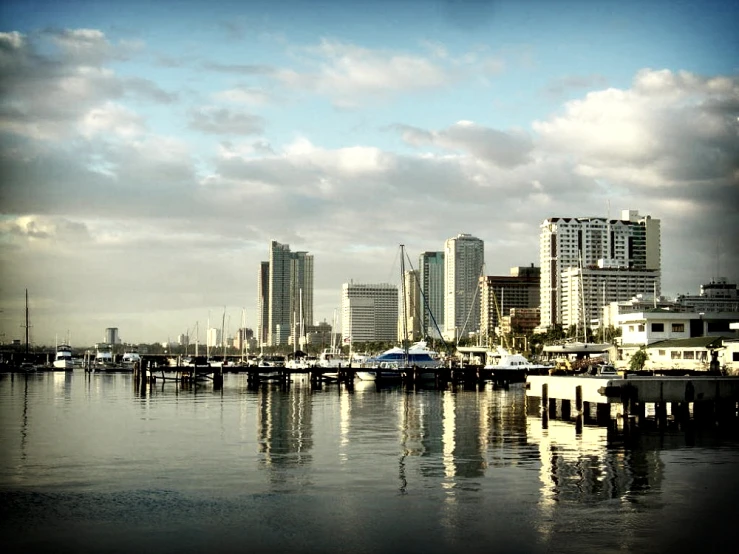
[2,371,739,554]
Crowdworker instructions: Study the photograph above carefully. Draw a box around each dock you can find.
[526,375,739,425]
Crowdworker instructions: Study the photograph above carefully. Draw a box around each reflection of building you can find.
[256,383,313,478]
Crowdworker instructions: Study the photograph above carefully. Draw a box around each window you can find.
[733,352,739,362]
[638,324,645,332]
[683,351,695,360]
[672,323,685,333]
[658,350,666,356]
[651,323,664,332]
[629,325,635,332]
[671,351,682,359]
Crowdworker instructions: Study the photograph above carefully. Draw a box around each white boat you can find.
[94,345,117,370]
[53,344,74,370]
[356,341,442,381]
[483,347,552,380]
[121,349,141,369]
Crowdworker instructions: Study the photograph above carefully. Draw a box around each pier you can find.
[526,375,739,426]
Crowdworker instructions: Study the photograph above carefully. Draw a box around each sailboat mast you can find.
[25,288,29,355]
[400,245,408,365]
[221,307,226,362]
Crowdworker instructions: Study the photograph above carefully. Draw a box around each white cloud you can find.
[79,101,146,138]
[188,106,265,135]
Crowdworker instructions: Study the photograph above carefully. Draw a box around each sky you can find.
[0,0,737,347]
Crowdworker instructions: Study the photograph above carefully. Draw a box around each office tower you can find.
[480,265,540,341]
[341,282,398,344]
[206,327,221,348]
[104,327,119,345]
[257,261,270,346]
[418,251,445,337]
[400,269,421,341]
[539,210,661,329]
[266,240,314,347]
[443,234,485,341]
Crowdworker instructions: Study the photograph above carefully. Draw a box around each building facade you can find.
[560,266,661,333]
[341,282,398,344]
[418,251,445,337]
[480,265,540,341]
[257,261,270,346]
[539,209,661,329]
[400,269,422,341]
[265,240,314,347]
[444,234,484,341]
[676,278,739,313]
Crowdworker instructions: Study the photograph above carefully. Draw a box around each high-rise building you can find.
[539,209,661,329]
[104,327,119,345]
[676,278,739,313]
[444,234,484,341]
[399,269,422,341]
[341,282,398,344]
[265,240,314,347]
[418,251,445,337]
[257,261,270,346]
[480,265,540,340]
[560,265,661,334]
[206,327,222,348]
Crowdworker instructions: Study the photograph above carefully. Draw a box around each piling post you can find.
[561,399,571,421]
[575,385,582,413]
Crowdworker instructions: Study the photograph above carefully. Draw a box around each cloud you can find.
[215,86,274,105]
[277,39,454,107]
[0,30,174,140]
[394,121,534,168]
[543,74,609,98]
[0,215,92,243]
[188,107,265,135]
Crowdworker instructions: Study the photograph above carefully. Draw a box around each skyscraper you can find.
[257,261,270,346]
[400,269,421,341]
[265,240,314,347]
[341,282,398,344]
[480,265,540,340]
[443,234,484,341]
[418,251,445,337]
[539,209,661,329]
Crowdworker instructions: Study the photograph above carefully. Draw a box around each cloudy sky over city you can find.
[1,0,737,346]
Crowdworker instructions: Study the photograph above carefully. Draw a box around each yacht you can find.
[483,347,552,381]
[121,349,141,369]
[94,344,116,370]
[356,341,442,381]
[53,344,74,370]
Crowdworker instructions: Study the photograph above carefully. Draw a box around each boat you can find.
[93,344,117,370]
[53,344,74,370]
[121,348,141,369]
[356,341,442,381]
[483,346,552,382]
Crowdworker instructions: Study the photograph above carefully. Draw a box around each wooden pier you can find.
[526,375,739,425]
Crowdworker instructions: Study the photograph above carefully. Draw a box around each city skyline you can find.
[1,0,737,346]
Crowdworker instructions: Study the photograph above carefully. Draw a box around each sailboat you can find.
[18,289,37,372]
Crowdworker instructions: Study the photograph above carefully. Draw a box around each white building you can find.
[341,282,398,344]
[560,265,661,332]
[539,209,660,329]
[676,278,739,312]
[206,327,222,348]
[444,233,484,341]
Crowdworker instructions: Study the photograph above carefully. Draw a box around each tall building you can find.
[444,234,484,341]
[257,261,270,346]
[560,265,661,333]
[399,269,422,341]
[480,265,540,341]
[539,209,661,329]
[265,240,314,347]
[676,278,739,313]
[206,327,222,348]
[341,282,398,344]
[104,327,119,345]
[418,251,445,337]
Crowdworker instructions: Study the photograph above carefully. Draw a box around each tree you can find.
[629,346,649,372]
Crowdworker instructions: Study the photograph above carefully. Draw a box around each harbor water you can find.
[1,371,738,553]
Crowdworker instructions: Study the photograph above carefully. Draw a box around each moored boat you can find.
[53,344,74,370]
[483,347,552,382]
